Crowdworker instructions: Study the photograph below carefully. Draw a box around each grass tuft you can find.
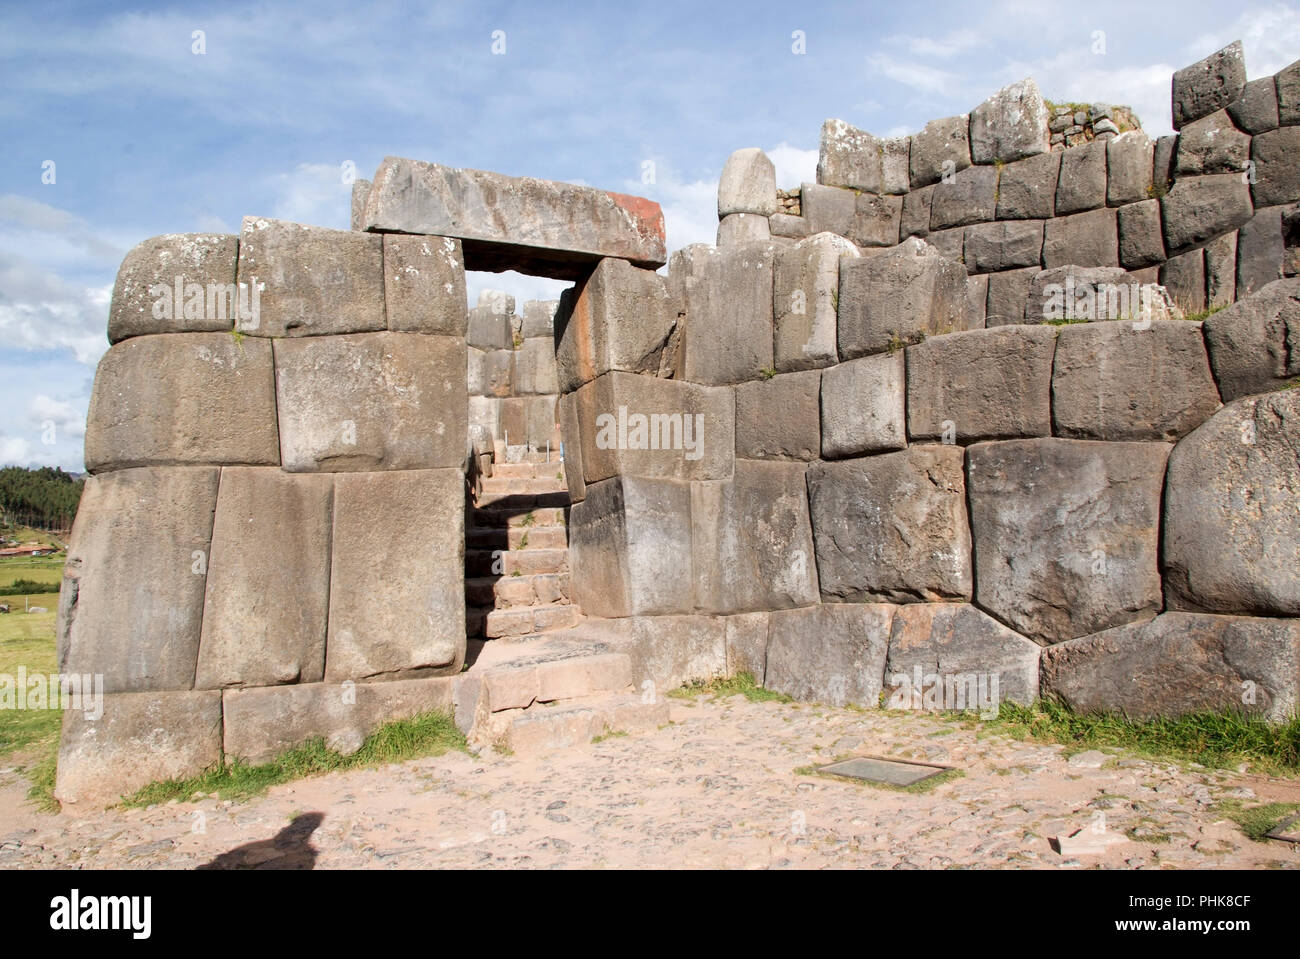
[1215,799,1300,841]
[669,672,792,704]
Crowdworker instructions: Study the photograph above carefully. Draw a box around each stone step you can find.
[502,692,670,754]
[490,461,564,479]
[465,572,571,610]
[465,548,570,577]
[474,489,570,510]
[472,506,567,529]
[485,603,580,638]
[465,525,568,552]
[466,606,487,638]
[479,476,569,496]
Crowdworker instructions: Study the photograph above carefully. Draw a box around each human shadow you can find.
[197,811,325,870]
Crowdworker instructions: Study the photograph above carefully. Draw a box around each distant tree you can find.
[0,466,85,533]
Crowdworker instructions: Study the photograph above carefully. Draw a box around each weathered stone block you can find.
[515,336,559,395]
[107,233,240,343]
[1236,204,1285,295]
[601,615,727,692]
[885,604,1040,708]
[719,147,778,216]
[906,325,1057,441]
[965,273,989,329]
[901,184,935,238]
[910,114,972,189]
[235,216,384,337]
[1024,266,1131,324]
[1228,76,1280,134]
[350,178,371,231]
[1055,140,1108,215]
[962,220,1043,273]
[468,346,514,397]
[363,157,666,278]
[837,237,968,358]
[1160,248,1206,313]
[807,447,971,603]
[996,150,1060,220]
[773,232,858,371]
[882,137,911,195]
[1250,126,1300,208]
[1276,58,1300,124]
[1106,131,1155,206]
[770,213,810,238]
[924,226,966,262]
[59,467,219,692]
[382,234,467,335]
[556,391,586,503]
[326,469,465,681]
[1172,41,1247,129]
[735,370,821,460]
[725,612,769,683]
[275,332,467,471]
[1175,110,1250,177]
[967,438,1170,644]
[817,120,882,193]
[1206,231,1238,307]
[1117,199,1166,268]
[984,266,1038,326]
[1161,173,1254,255]
[930,164,998,229]
[1041,613,1300,721]
[1153,135,1177,190]
[717,212,771,246]
[675,243,774,385]
[1043,207,1119,268]
[766,604,895,707]
[848,193,903,248]
[522,394,558,448]
[195,468,332,689]
[800,182,856,237]
[55,690,222,809]
[820,351,906,457]
[521,299,558,338]
[1202,277,1300,399]
[970,78,1050,164]
[84,333,279,473]
[1052,320,1222,441]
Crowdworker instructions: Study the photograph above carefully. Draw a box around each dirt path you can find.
[2,695,1297,869]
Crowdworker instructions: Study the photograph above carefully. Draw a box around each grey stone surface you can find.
[984,266,1038,326]
[1277,58,1300,124]
[468,347,514,397]
[910,114,972,189]
[800,182,856,237]
[967,438,1170,644]
[55,690,223,809]
[84,333,279,473]
[718,147,778,216]
[363,157,666,278]
[837,237,968,358]
[1041,613,1300,721]
[770,214,811,239]
[1043,207,1119,268]
[515,336,559,395]
[930,164,999,229]
[521,299,558,338]
[724,612,769,683]
[817,120,883,193]
[807,446,971,603]
[848,193,903,248]
[885,603,1040,708]
[969,79,1050,164]
[383,234,467,334]
[906,325,1057,441]
[735,370,821,460]
[717,212,772,246]
[901,184,935,238]
[59,467,219,692]
[556,256,677,392]
[466,302,513,350]
[924,226,966,262]
[1054,141,1108,215]
[107,233,240,343]
[882,137,912,195]
[1206,231,1238,307]
[1236,204,1286,295]
[1250,126,1300,208]
[773,232,858,371]
[1174,110,1250,177]
[962,220,1043,273]
[996,150,1060,220]
[1106,131,1155,206]
[1052,320,1222,441]
[1172,41,1247,129]
[676,242,775,385]
[965,273,989,329]
[820,351,907,457]
[608,615,728,692]
[556,391,586,503]
[1118,199,1167,268]
[1024,266,1131,324]
[350,178,372,231]
[275,332,467,472]
[1160,248,1207,313]
[692,460,820,614]
[326,469,465,681]
[571,371,734,483]
[1160,173,1254,255]
[195,468,332,689]
[1152,134,1177,190]
[236,216,384,337]
[766,604,896,707]
[1202,277,1300,400]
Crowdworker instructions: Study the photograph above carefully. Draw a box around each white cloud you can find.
[0,253,111,365]
[1188,4,1300,77]
[767,142,818,190]
[28,394,85,438]
[867,54,960,96]
[268,162,352,229]
[887,28,986,59]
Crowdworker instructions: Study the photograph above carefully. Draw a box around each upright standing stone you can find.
[718,148,778,216]
[1236,205,1285,295]
[350,178,372,231]
[773,232,858,371]
[969,78,1050,164]
[1249,127,1300,208]
[1106,131,1154,206]
[1118,200,1166,268]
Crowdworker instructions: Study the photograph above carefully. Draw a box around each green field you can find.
[0,557,63,606]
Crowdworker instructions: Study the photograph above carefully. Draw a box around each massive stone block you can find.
[1042,207,1119,268]
[194,468,332,689]
[906,325,1057,442]
[1277,58,1300,124]
[363,157,666,278]
[676,242,775,385]
[969,78,1049,164]
[325,469,464,681]
[1055,140,1107,215]
[274,332,467,472]
[55,690,222,809]
[996,150,1060,220]
[693,460,820,614]
[773,232,858,371]
[1024,266,1131,324]
[555,256,677,393]
[735,370,821,460]
[718,147,778,216]
[965,273,989,329]
[107,233,239,343]
[1206,231,1238,307]
[967,439,1170,644]
[351,179,372,231]
[910,114,972,189]
[515,336,559,395]
[1250,126,1300,208]
[1202,277,1300,399]
[235,216,384,337]
[1236,204,1285,295]
[1106,131,1155,206]
[1041,613,1300,721]
[1160,173,1254,255]
[569,475,694,617]
[717,213,770,246]
[1118,199,1166,268]
[881,137,912,195]
[382,234,467,334]
[901,184,935,237]
[837,238,968,358]
[466,298,513,350]
[817,120,883,193]
[820,351,906,457]
[984,266,1038,326]
[848,193,903,248]
[885,603,1040,708]
[572,371,734,483]
[1228,76,1280,134]
[1052,320,1221,441]
[962,220,1043,273]
[766,604,896,707]
[1172,41,1247,129]
[800,182,855,237]
[725,612,770,683]
[59,467,219,692]
[807,447,972,604]
[521,299,558,339]
[84,333,279,473]
[930,165,998,229]
[1164,389,1300,615]
[468,347,514,397]
[556,390,586,503]
[1175,110,1250,177]
[1161,248,1207,313]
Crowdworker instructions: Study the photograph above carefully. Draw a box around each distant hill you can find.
[0,466,84,534]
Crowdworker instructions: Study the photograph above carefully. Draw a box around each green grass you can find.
[0,607,62,811]
[982,700,1300,776]
[591,728,628,743]
[122,709,468,807]
[1180,304,1228,323]
[1215,799,1300,841]
[0,559,63,606]
[669,672,793,704]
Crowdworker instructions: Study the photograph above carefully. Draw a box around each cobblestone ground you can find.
[2,695,1298,870]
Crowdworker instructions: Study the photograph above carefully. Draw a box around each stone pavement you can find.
[2,695,1297,870]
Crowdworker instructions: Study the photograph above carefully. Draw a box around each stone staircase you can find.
[465,456,581,640]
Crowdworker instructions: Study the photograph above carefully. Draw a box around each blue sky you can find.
[3,0,1298,471]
